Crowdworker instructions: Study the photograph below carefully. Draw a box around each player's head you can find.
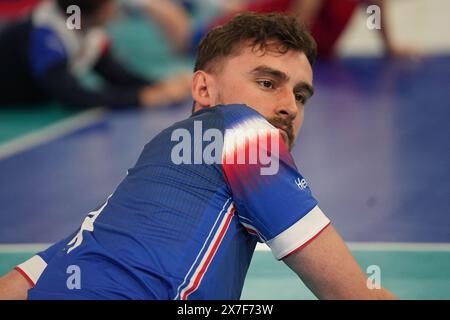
[56,0,117,28]
[192,12,317,150]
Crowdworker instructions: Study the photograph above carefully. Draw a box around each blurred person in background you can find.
[128,0,192,55]
[0,0,191,109]
[0,0,194,53]
[188,0,419,59]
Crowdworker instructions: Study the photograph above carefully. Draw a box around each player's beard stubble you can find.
[267,117,295,151]
[215,92,296,150]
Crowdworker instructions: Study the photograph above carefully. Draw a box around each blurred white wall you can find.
[337,0,450,56]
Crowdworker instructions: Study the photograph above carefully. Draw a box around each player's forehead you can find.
[218,42,313,83]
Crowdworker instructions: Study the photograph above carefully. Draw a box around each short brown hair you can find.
[194,12,317,73]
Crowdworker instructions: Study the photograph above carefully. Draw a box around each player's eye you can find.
[295,93,306,104]
[257,80,274,89]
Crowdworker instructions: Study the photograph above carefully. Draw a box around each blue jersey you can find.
[16,104,330,300]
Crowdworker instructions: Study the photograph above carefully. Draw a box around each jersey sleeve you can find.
[221,106,331,260]
[14,231,77,287]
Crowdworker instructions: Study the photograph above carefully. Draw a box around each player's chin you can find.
[280,131,293,150]
[286,139,294,151]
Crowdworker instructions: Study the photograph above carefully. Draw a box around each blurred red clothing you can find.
[311,0,359,57]
[209,0,360,57]
[0,0,43,20]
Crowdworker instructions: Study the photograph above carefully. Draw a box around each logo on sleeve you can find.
[295,177,308,190]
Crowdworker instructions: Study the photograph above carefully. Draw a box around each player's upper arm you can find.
[220,105,330,256]
[282,224,397,300]
[220,105,397,299]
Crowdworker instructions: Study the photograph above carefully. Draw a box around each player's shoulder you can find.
[143,104,276,154]
[170,104,275,137]
[216,104,272,129]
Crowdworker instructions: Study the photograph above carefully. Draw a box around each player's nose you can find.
[274,92,298,121]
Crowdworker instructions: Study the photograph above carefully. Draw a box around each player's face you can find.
[212,43,314,150]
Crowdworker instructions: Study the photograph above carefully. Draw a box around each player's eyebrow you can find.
[250,65,289,82]
[249,65,315,99]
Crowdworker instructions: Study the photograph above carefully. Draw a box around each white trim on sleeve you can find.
[266,206,331,260]
[16,255,48,285]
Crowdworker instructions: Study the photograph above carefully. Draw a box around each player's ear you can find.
[192,70,214,110]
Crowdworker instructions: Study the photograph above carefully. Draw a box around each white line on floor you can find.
[0,107,105,160]
[0,242,449,254]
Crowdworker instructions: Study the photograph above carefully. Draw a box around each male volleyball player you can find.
[0,13,396,300]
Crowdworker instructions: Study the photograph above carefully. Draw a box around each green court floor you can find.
[0,104,76,144]
[1,249,449,299]
[242,250,450,300]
